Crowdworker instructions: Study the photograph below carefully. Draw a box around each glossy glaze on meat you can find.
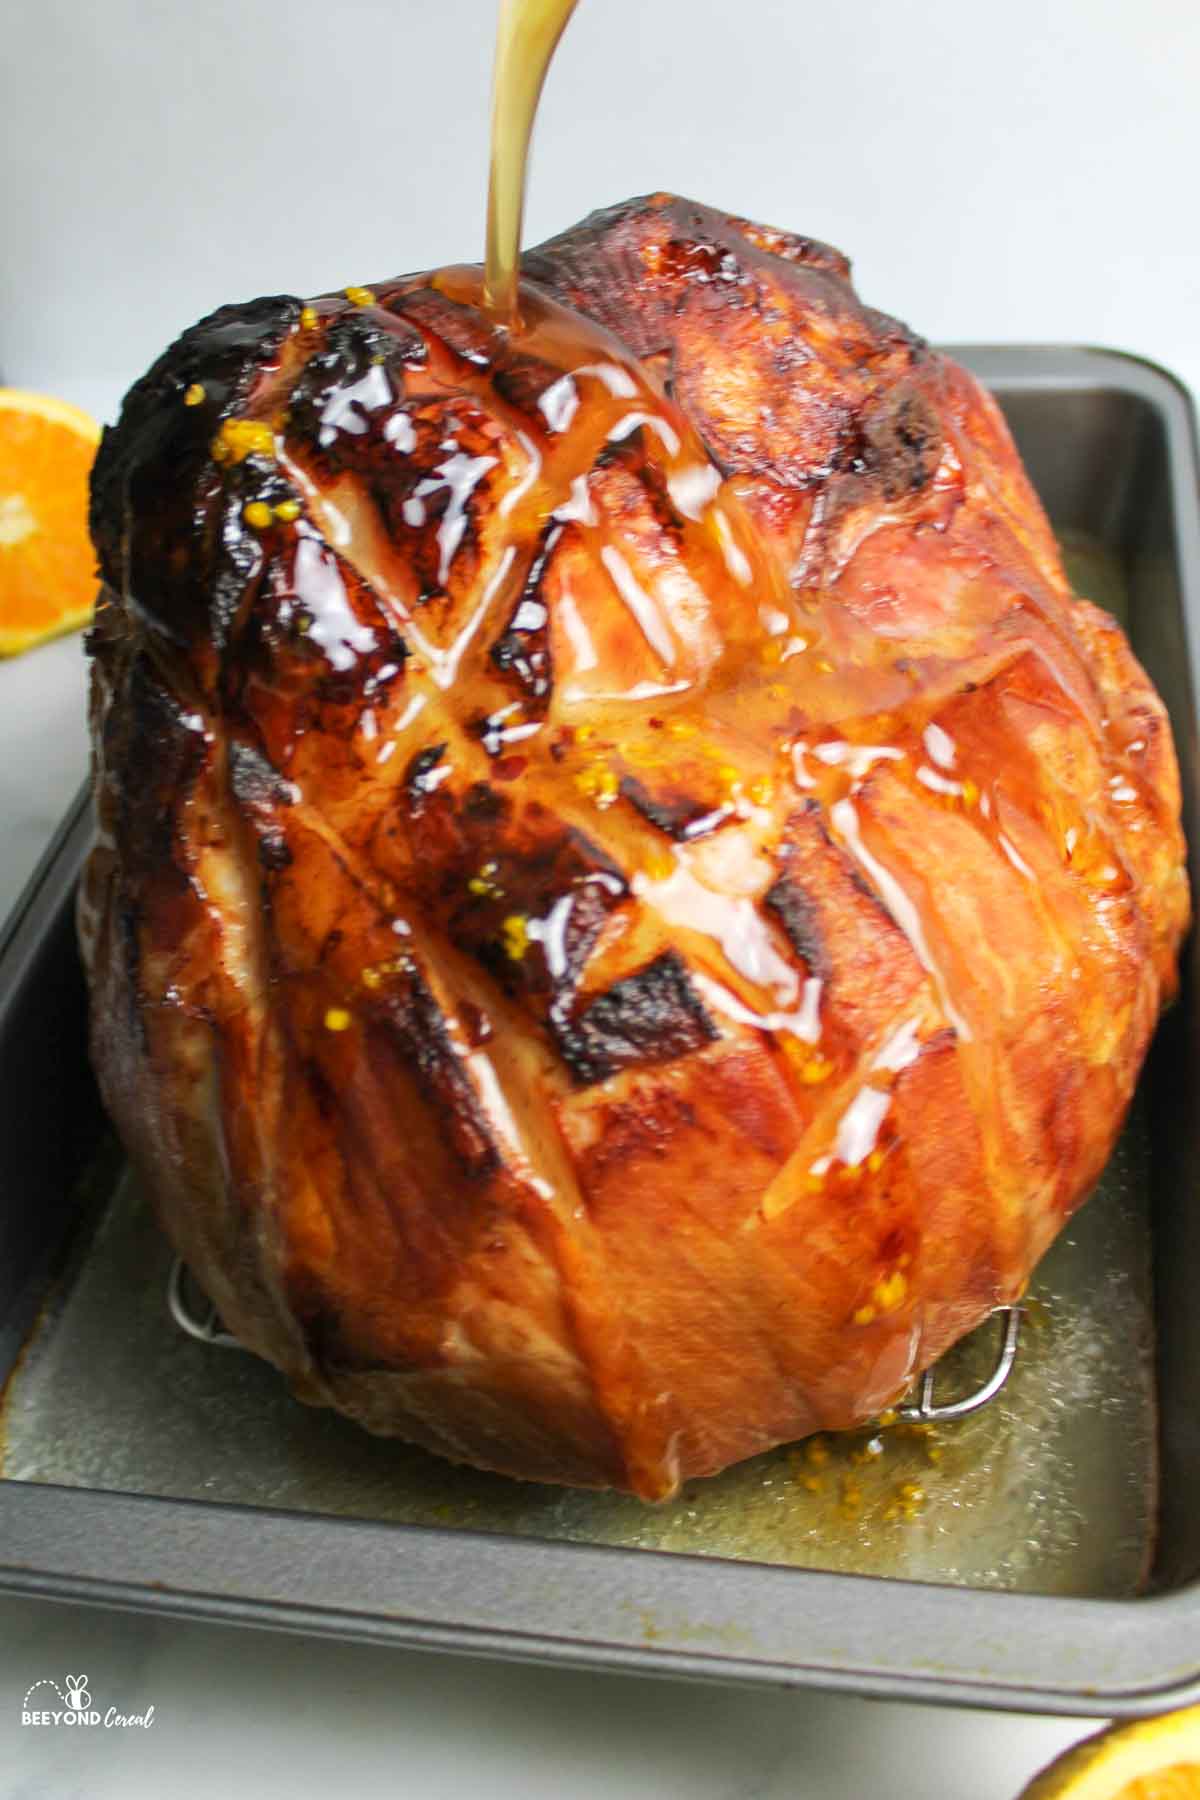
[81,196,1189,1498]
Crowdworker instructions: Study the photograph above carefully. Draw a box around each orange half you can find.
[0,388,102,656]
[1018,1706,1200,1799]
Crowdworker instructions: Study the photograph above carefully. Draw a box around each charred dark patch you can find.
[619,774,733,842]
[849,383,941,500]
[276,1263,343,1362]
[460,781,509,826]
[364,963,501,1180]
[90,295,301,632]
[472,707,531,756]
[862,307,929,360]
[489,357,577,420]
[281,317,443,590]
[768,802,930,1044]
[764,876,829,979]
[471,705,543,763]
[304,1054,339,1123]
[604,461,694,570]
[113,896,148,1046]
[369,395,501,602]
[552,951,718,1086]
[404,743,449,811]
[462,872,618,1004]
[111,654,209,876]
[316,672,363,709]
[228,537,407,728]
[798,799,891,911]
[459,1001,493,1048]
[257,837,293,872]
[447,824,626,1013]
[490,527,558,700]
[229,738,295,871]
[228,735,292,810]
[594,429,646,472]
[206,480,274,657]
[284,312,408,461]
[595,438,691,538]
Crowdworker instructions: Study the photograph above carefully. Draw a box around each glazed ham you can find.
[81,196,1188,1498]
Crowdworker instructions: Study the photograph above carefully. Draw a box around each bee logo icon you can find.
[64,1675,90,1712]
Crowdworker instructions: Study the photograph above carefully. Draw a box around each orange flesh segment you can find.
[1020,1708,1200,1799]
[1121,1771,1200,1800]
[0,389,101,655]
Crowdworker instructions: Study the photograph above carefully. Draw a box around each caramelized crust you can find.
[81,195,1189,1497]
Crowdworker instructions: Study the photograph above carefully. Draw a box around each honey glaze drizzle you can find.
[272,261,1142,1139]
[251,268,1151,1193]
[223,0,1169,1207]
[483,0,582,326]
[424,265,800,702]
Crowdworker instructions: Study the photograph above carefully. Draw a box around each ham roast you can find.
[80,195,1189,1499]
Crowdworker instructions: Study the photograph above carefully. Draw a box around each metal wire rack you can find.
[895,1303,1022,1422]
[166,1258,242,1351]
[167,1256,1023,1425]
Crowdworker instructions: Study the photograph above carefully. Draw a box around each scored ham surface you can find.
[81,195,1189,1498]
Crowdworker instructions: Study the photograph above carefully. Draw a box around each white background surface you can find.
[2,0,1198,1791]
[3,0,1200,425]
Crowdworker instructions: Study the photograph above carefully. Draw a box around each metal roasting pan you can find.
[2,347,1199,1715]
